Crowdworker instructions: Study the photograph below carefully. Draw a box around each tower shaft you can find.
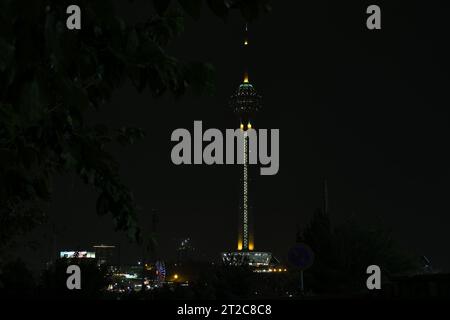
[242,132,250,250]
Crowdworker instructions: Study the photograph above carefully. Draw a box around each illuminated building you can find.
[59,251,95,259]
[222,251,271,267]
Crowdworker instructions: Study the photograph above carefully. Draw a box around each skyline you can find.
[5,0,450,275]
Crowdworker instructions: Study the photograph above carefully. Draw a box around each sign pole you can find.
[300,270,304,294]
[288,243,314,297]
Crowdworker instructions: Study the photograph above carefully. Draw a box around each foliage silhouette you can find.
[0,0,271,248]
[40,258,109,299]
[297,209,417,294]
[0,258,36,297]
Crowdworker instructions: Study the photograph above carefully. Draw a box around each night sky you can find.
[15,1,450,272]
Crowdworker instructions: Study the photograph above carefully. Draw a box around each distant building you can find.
[60,251,95,259]
[177,238,195,262]
[59,245,116,266]
[93,244,116,266]
[222,251,271,267]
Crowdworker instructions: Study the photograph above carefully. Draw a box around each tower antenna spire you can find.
[243,23,249,83]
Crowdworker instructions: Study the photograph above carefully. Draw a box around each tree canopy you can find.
[0,0,271,247]
[297,209,417,294]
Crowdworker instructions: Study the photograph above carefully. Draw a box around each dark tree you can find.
[40,258,109,299]
[0,0,271,248]
[0,258,36,297]
[298,209,417,294]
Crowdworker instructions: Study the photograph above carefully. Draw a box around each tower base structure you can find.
[221,251,272,268]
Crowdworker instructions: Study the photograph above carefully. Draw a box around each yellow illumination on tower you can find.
[248,242,254,251]
[237,241,243,251]
[247,122,252,130]
[243,72,249,83]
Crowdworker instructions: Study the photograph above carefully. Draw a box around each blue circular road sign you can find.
[288,243,314,270]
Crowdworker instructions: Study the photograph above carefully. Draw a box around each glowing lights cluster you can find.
[254,268,288,273]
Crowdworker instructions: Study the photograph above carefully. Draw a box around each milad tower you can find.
[222,25,272,269]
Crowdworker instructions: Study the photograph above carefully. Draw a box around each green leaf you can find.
[33,177,51,201]
[44,11,61,69]
[0,148,15,168]
[0,38,14,71]
[19,79,41,123]
[186,62,216,95]
[239,0,260,22]
[153,0,172,15]
[177,0,203,20]
[126,28,139,56]
[58,77,91,117]
[96,192,111,216]
[207,0,229,20]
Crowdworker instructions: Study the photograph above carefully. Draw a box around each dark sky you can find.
[15,1,450,272]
